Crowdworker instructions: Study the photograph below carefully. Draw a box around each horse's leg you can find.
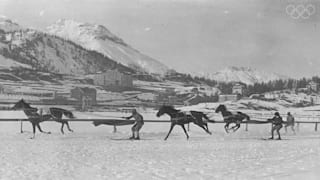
[37,123,51,134]
[224,123,230,133]
[66,121,73,132]
[204,123,212,134]
[204,123,209,131]
[164,123,175,141]
[201,124,212,135]
[31,123,36,139]
[232,124,241,132]
[60,123,65,134]
[181,124,189,140]
[187,123,190,131]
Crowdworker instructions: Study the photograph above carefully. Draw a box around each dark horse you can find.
[156,105,214,140]
[12,99,51,138]
[215,104,250,133]
[12,99,75,138]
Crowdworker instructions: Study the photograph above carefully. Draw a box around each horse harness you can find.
[171,111,195,123]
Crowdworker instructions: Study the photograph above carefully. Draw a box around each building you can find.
[0,84,4,94]
[93,69,133,87]
[218,94,240,102]
[307,81,319,92]
[70,87,97,110]
[232,83,245,95]
[263,92,281,100]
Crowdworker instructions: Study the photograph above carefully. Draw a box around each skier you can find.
[126,109,144,140]
[268,112,284,140]
[285,112,295,134]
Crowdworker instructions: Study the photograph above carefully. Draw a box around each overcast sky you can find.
[0,0,319,78]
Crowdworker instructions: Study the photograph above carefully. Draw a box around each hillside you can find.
[0,18,134,75]
[46,19,170,75]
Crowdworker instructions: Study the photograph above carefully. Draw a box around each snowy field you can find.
[0,110,320,180]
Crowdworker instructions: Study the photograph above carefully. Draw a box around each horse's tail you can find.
[64,111,75,118]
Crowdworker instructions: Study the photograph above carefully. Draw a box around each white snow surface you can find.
[0,109,320,179]
[199,66,287,85]
[46,19,169,75]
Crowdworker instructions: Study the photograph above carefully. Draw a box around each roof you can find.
[73,87,96,94]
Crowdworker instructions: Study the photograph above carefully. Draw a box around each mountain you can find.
[0,17,134,75]
[198,66,287,85]
[46,19,169,75]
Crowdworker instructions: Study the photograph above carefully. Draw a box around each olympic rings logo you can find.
[286,4,316,19]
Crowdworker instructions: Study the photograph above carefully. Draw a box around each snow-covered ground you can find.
[0,109,320,180]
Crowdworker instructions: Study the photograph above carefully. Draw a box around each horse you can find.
[215,104,250,133]
[156,105,214,140]
[12,99,75,137]
[12,99,51,138]
[46,107,75,134]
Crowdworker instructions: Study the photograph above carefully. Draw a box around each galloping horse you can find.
[12,99,51,138]
[215,104,250,133]
[12,99,75,137]
[156,105,213,140]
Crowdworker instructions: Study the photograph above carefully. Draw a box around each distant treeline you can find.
[165,72,320,95]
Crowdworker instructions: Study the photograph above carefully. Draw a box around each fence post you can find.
[113,125,117,133]
[245,122,248,131]
[297,122,300,132]
[315,123,318,132]
[20,120,23,133]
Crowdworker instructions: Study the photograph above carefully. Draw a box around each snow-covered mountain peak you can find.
[46,19,169,75]
[200,66,287,85]
[47,19,126,45]
[0,16,22,32]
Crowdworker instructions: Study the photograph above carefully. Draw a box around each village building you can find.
[70,87,97,110]
[232,83,245,95]
[307,81,319,92]
[218,94,240,102]
[263,92,281,100]
[93,69,133,87]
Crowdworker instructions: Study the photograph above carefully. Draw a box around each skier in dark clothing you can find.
[268,112,284,140]
[126,109,144,140]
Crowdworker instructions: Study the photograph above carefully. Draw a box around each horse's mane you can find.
[13,99,35,110]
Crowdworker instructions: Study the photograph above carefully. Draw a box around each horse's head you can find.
[156,105,177,117]
[215,104,226,113]
[12,99,37,111]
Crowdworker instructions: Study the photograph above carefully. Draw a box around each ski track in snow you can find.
[0,119,320,180]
